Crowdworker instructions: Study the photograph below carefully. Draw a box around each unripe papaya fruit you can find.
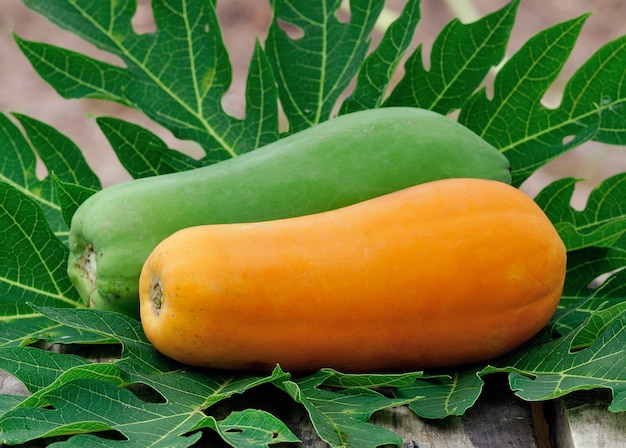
[139,178,566,373]
[69,107,512,318]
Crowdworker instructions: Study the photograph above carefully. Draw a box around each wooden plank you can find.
[551,390,626,448]
[374,378,539,448]
[0,369,29,397]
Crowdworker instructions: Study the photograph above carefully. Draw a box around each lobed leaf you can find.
[460,15,626,186]
[96,117,202,179]
[13,33,133,105]
[483,307,626,412]
[265,0,385,132]
[0,378,205,446]
[396,370,485,419]
[0,113,99,241]
[279,370,415,448]
[320,368,424,389]
[340,0,421,114]
[536,173,626,251]
[20,0,279,160]
[0,348,123,408]
[0,182,85,347]
[385,0,517,115]
[53,176,98,227]
[201,409,301,447]
[0,307,292,446]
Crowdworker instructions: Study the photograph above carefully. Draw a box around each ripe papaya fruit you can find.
[139,178,566,373]
[69,107,512,318]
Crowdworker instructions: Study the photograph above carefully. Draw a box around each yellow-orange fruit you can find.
[139,178,566,373]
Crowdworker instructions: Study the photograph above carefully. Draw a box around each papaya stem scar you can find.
[151,280,164,313]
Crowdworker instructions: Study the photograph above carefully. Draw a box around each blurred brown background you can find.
[0,0,624,208]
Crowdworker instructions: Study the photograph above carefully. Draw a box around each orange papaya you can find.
[139,178,566,373]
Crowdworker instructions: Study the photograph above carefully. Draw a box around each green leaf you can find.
[396,370,485,419]
[561,297,626,350]
[278,370,415,448]
[0,307,292,446]
[320,368,424,389]
[0,396,26,416]
[202,409,301,447]
[461,15,626,186]
[0,182,83,347]
[0,378,204,446]
[339,0,421,113]
[33,307,290,407]
[483,307,626,412]
[385,0,517,115]
[0,348,122,408]
[265,0,385,131]
[34,306,170,373]
[0,347,97,394]
[20,0,279,159]
[11,114,101,192]
[13,33,133,105]
[239,40,281,155]
[536,173,626,251]
[553,253,626,339]
[53,175,98,227]
[96,117,202,179]
[0,113,100,240]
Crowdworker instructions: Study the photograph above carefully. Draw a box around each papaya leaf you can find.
[0,113,100,240]
[0,378,204,446]
[561,242,626,308]
[0,348,122,407]
[535,173,626,251]
[33,306,174,373]
[550,242,626,348]
[483,307,626,413]
[0,397,25,416]
[11,114,101,192]
[19,0,279,160]
[239,39,281,155]
[0,307,291,446]
[316,368,486,421]
[53,175,98,227]
[460,16,626,186]
[200,409,301,447]
[395,370,485,419]
[545,177,626,335]
[555,292,626,350]
[96,117,202,179]
[384,0,517,115]
[32,307,290,408]
[13,33,133,106]
[278,370,415,448]
[339,0,421,114]
[265,0,385,132]
[320,368,424,389]
[0,182,84,348]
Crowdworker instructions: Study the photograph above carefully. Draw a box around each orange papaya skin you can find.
[139,178,566,373]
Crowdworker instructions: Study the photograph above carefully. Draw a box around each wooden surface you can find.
[551,390,626,448]
[0,368,624,447]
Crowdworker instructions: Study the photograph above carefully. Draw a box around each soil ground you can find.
[0,0,624,207]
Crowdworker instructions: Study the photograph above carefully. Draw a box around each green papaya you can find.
[68,107,511,318]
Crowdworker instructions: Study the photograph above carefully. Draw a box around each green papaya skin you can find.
[68,107,512,318]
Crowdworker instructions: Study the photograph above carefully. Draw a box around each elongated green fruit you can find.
[68,107,511,318]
